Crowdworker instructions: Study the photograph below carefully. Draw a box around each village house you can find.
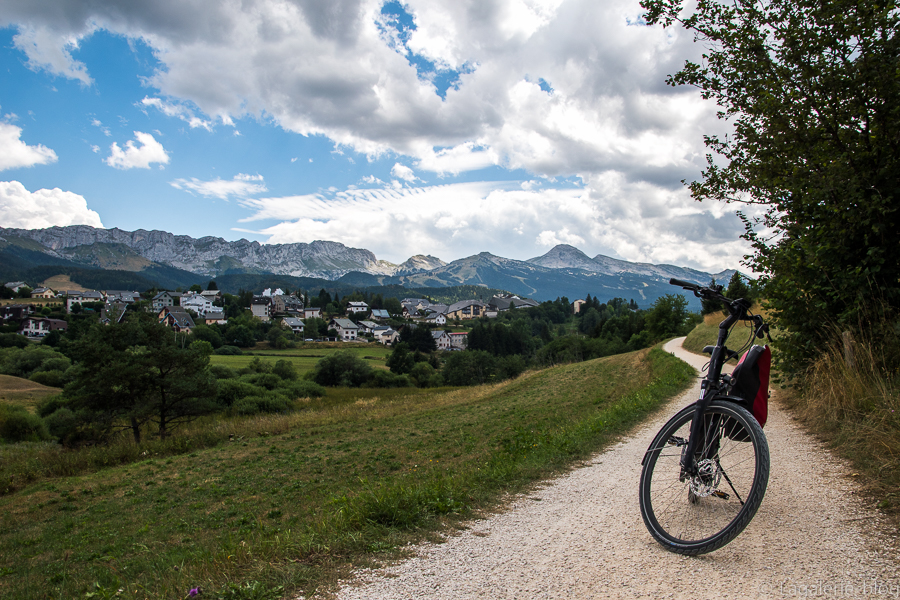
[4,281,27,293]
[329,318,359,341]
[401,298,432,311]
[281,317,305,335]
[273,294,303,315]
[445,300,488,321]
[401,304,420,319]
[300,307,322,319]
[105,290,141,303]
[66,291,105,312]
[489,294,540,311]
[19,317,67,337]
[572,299,586,314]
[424,312,447,326]
[356,320,380,335]
[432,330,451,350]
[158,307,194,333]
[346,301,369,315]
[203,311,227,326]
[370,308,390,320]
[151,291,182,312]
[200,289,221,302]
[449,331,468,350]
[250,296,272,321]
[1,304,34,321]
[30,287,55,299]
[374,327,399,346]
[181,293,214,316]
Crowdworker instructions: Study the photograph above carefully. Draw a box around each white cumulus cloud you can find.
[390,163,419,182]
[105,131,169,169]
[0,180,103,228]
[0,122,58,171]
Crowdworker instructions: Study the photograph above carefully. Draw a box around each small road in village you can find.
[329,338,900,600]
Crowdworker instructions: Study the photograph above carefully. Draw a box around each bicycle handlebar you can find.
[669,278,770,339]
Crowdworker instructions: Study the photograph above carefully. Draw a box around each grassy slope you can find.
[0,348,693,600]
[0,374,61,412]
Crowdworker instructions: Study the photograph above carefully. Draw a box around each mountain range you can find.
[0,225,736,307]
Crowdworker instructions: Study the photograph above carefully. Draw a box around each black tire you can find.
[639,400,769,555]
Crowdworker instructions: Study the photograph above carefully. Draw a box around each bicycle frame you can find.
[679,300,746,476]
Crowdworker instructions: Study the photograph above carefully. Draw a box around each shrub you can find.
[442,350,498,386]
[280,380,326,399]
[0,333,28,349]
[36,395,68,418]
[365,370,413,389]
[215,379,261,407]
[29,370,67,388]
[214,345,242,356]
[0,345,69,378]
[241,372,281,390]
[497,355,527,380]
[0,404,51,443]
[209,364,238,379]
[232,393,294,415]
[272,359,298,381]
[43,407,78,441]
[313,351,372,387]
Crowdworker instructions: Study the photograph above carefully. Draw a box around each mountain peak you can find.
[527,245,598,270]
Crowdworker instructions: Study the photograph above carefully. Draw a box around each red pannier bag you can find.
[728,345,771,427]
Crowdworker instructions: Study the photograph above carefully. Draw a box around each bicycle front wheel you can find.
[639,400,769,555]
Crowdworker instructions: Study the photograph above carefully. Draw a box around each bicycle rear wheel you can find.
[639,400,769,555]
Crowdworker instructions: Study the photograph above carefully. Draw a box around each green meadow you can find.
[210,344,393,376]
[0,347,694,600]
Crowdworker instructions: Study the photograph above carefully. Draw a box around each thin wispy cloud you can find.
[170,174,267,200]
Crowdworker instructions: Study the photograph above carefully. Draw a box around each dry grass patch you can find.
[0,374,60,411]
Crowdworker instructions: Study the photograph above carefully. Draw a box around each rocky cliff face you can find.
[0,226,399,279]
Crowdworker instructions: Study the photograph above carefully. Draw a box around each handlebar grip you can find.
[669,278,698,289]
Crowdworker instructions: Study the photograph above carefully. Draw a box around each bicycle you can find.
[638,278,773,555]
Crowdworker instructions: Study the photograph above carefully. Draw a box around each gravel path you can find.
[331,339,900,599]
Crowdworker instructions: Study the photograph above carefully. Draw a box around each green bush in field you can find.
[408,362,439,387]
[215,379,261,408]
[241,372,281,390]
[29,370,67,388]
[313,351,372,387]
[365,370,412,389]
[272,359,298,381]
[210,364,238,379]
[0,333,27,349]
[280,380,326,399]
[43,407,78,441]
[0,345,69,378]
[232,393,293,415]
[0,404,50,443]
[214,345,242,356]
[442,350,498,386]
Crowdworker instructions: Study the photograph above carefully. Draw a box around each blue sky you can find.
[0,0,752,271]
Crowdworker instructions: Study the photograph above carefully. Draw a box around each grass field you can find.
[0,347,694,600]
[211,344,392,375]
[0,374,61,412]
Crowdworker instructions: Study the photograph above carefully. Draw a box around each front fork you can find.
[680,381,715,477]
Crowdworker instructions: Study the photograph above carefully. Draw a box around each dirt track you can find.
[330,338,900,599]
